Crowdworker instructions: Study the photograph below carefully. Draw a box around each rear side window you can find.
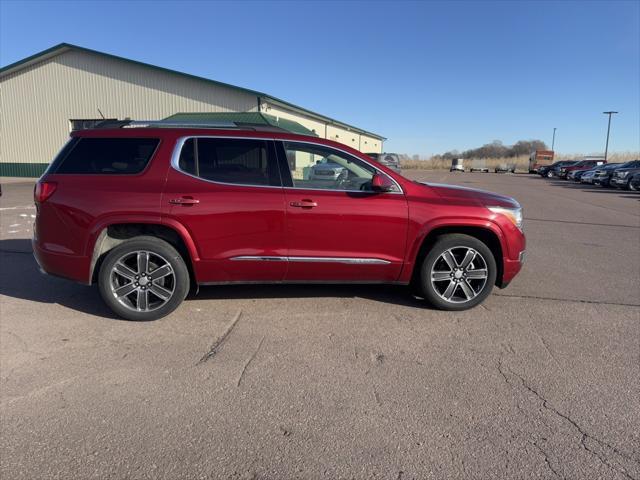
[177,138,280,186]
[53,138,159,174]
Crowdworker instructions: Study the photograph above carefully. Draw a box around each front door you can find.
[277,141,408,282]
[162,136,287,283]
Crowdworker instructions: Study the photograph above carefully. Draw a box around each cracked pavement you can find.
[1,173,639,479]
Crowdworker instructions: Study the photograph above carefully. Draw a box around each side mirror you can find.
[371,173,395,192]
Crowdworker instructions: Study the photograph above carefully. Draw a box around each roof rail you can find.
[123,120,238,129]
[93,119,291,133]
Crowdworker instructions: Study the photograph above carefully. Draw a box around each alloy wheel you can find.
[109,250,176,312]
[430,247,489,303]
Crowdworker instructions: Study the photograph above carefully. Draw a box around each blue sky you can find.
[1,0,638,156]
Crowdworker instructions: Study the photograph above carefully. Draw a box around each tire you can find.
[630,181,638,192]
[546,171,554,178]
[418,234,497,311]
[98,236,190,321]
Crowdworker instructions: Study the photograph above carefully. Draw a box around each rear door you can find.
[162,136,288,283]
[276,141,408,282]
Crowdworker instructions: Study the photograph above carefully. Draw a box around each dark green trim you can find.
[164,112,318,136]
[0,163,48,177]
[0,43,385,141]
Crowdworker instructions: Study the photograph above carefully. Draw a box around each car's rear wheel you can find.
[546,171,554,178]
[98,236,189,321]
[418,234,497,311]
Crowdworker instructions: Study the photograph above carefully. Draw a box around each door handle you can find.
[290,200,317,209]
[169,197,200,205]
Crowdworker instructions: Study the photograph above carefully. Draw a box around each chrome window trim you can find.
[230,255,391,265]
[170,135,404,195]
[281,139,404,194]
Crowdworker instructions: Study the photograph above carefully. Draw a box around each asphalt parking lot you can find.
[1,172,639,480]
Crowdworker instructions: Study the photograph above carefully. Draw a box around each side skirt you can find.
[198,280,410,286]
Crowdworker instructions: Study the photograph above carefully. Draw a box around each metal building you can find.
[0,43,385,177]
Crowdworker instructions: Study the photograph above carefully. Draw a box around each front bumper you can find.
[610,177,628,187]
[499,252,525,288]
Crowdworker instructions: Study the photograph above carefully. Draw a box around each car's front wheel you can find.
[418,234,497,311]
[98,236,190,321]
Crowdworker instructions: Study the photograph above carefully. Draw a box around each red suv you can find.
[33,121,525,320]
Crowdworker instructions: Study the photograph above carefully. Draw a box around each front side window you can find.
[177,138,279,186]
[283,141,383,191]
[53,137,159,174]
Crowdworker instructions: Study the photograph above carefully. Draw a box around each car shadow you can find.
[0,238,430,320]
[190,283,427,309]
[0,238,121,319]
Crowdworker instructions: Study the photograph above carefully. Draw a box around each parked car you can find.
[629,172,640,191]
[593,163,624,187]
[309,159,348,182]
[609,160,640,189]
[495,163,516,173]
[450,158,465,172]
[469,160,489,172]
[33,120,526,320]
[580,169,600,184]
[538,161,575,178]
[557,160,605,179]
[549,161,580,178]
[365,152,401,174]
[567,168,593,182]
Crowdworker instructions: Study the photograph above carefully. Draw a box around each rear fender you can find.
[86,215,200,283]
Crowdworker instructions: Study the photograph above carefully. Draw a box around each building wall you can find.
[359,135,383,154]
[326,124,360,151]
[262,104,327,139]
[0,49,258,176]
[264,103,383,155]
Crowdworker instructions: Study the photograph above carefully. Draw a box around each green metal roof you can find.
[164,112,318,136]
[0,43,385,141]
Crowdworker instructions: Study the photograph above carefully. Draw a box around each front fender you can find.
[399,216,508,284]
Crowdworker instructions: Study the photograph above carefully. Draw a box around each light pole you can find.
[603,111,618,162]
[551,127,556,151]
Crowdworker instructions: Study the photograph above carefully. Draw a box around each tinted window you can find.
[53,138,159,174]
[283,141,397,192]
[178,138,197,175]
[178,138,280,186]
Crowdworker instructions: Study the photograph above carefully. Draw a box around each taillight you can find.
[34,181,57,203]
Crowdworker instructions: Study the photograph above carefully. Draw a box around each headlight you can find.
[619,171,629,178]
[488,206,523,230]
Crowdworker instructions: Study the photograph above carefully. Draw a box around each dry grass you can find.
[555,151,639,162]
[401,152,640,171]
[401,156,530,171]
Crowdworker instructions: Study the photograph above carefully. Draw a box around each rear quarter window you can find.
[52,138,159,174]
